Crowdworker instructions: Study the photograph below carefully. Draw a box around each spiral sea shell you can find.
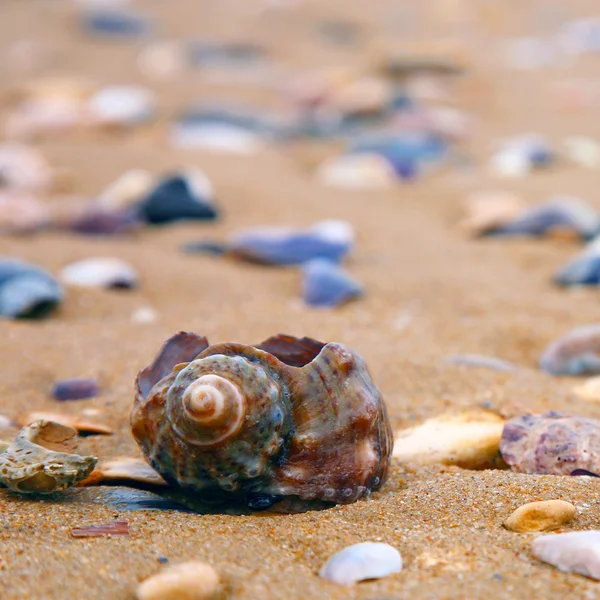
[131,332,393,512]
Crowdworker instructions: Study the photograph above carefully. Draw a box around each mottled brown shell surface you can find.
[131,332,392,511]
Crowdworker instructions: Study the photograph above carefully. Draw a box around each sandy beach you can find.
[2,0,600,598]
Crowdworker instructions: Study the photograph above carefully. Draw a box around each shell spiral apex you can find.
[131,331,393,512]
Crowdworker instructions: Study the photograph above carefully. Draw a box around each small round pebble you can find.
[503,500,576,533]
[136,561,219,600]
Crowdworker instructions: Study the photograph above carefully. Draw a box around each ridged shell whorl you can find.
[131,331,392,512]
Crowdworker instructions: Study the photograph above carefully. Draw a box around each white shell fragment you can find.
[0,142,53,192]
[0,420,97,494]
[393,411,505,469]
[59,257,139,289]
[136,561,220,600]
[316,154,396,190]
[532,531,600,580]
[319,542,402,586]
[96,169,154,211]
[87,85,155,127]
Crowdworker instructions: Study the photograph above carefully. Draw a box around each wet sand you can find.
[2,0,600,598]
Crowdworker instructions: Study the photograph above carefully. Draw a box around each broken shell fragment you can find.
[80,457,167,487]
[319,542,402,586]
[137,170,218,225]
[0,420,97,493]
[393,411,505,469]
[136,561,220,600]
[228,220,354,265]
[52,378,100,401]
[71,520,129,538]
[532,531,600,580]
[301,258,363,307]
[500,412,600,475]
[540,324,600,376]
[554,238,600,287]
[0,259,63,319]
[18,411,113,435]
[59,257,139,289]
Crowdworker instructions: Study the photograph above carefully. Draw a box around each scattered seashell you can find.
[96,169,154,211]
[187,40,267,70]
[59,257,138,290]
[181,241,227,256]
[100,488,193,512]
[62,204,141,236]
[81,457,167,487]
[0,143,53,192]
[446,354,517,372]
[504,500,576,533]
[484,197,600,240]
[52,378,100,401]
[135,561,220,600]
[137,170,217,224]
[316,153,396,190]
[490,135,554,178]
[131,306,158,324]
[554,238,600,286]
[87,85,155,127]
[540,324,600,376]
[564,136,600,169]
[532,531,600,580]
[500,412,600,475]
[170,121,263,154]
[301,259,363,308]
[71,520,129,538]
[393,411,505,469]
[319,542,402,586]
[0,259,63,319]
[0,191,50,234]
[228,220,354,265]
[18,411,113,435]
[137,41,187,80]
[573,376,600,401]
[81,10,152,38]
[0,420,97,494]
[131,331,393,512]
[459,191,524,236]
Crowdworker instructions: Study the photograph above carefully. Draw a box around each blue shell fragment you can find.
[484,198,600,239]
[301,258,363,307]
[540,323,600,376]
[101,489,195,512]
[137,171,218,225]
[350,132,447,165]
[81,11,152,38]
[555,240,600,286]
[0,259,63,319]
[229,221,353,266]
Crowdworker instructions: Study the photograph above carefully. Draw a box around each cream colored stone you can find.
[392,411,505,469]
[504,500,576,533]
[136,561,220,600]
[573,376,600,401]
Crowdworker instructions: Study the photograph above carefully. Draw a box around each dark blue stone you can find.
[138,175,218,225]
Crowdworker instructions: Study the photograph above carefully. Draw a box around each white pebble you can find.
[489,149,530,178]
[532,531,600,580]
[136,561,220,600]
[60,257,138,289]
[319,542,402,586]
[87,85,155,127]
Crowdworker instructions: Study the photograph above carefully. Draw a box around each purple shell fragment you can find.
[540,323,600,376]
[52,378,100,401]
[301,259,363,307]
[500,411,600,475]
